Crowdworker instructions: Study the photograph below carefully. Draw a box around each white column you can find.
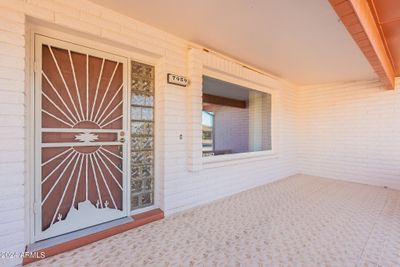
[186,48,203,171]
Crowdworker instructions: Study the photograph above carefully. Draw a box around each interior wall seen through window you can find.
[202,76,271,157]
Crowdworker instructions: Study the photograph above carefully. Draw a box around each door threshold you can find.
[27,217,134,252]
[23,208,164,265]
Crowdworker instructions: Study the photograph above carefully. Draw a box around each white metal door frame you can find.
[33,34,130,241]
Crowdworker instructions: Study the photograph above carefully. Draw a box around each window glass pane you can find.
[132,107,142,120]
[202,76,272,157]
[141,108,153,121]
[131,122,153,136]
[131,179,143,193]
[202,111,214,154]
[144,96,154,106]
[132,94,146,106]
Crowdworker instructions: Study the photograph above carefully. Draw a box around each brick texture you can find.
[0,1,294,266]
[298,80,400,189]
[214,106,249,153]
[0,3,25,267]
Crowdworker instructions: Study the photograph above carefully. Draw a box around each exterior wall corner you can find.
[186,47,203,172]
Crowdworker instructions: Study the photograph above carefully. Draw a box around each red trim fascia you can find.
[329,0,396,89]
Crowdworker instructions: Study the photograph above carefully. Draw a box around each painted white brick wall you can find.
[169,48,298,213]
[214,106,249,153]
[186,48,203,172]
[0,5,396,267]
[0,1,298,265]
[298,80,400,189]
[0,4,26,267]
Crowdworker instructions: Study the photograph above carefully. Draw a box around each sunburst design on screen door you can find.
[37,40,127,239]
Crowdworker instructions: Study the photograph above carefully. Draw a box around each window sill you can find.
[202,150,278,169]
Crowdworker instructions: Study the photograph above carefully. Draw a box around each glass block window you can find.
[130,61,154,210]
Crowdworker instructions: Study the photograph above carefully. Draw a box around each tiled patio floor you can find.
[29,175,400,266]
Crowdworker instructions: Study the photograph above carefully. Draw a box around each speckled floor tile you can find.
[27,175,400,267]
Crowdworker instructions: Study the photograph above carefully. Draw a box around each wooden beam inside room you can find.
[329,0,396,89]
[203,93,247,109]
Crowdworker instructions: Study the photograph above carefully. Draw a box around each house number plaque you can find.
[167,73,189,87]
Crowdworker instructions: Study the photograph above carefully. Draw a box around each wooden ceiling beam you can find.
[329,0,396,89]
[203,93,247,109]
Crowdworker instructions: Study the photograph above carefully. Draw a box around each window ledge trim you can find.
[202,150,278,169]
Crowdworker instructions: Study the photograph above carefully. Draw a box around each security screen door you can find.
[34,35,128,241]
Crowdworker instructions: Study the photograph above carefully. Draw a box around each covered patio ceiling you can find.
[91,0,377,85]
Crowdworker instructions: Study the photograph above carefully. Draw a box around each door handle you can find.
[119,131,125,143]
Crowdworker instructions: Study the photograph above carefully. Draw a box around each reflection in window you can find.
[202,76,271,157]
[202,111,214,152]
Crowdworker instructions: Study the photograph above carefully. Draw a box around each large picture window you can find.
[202,76,272,157]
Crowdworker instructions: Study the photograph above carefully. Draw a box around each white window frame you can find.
[201,66,279,169]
